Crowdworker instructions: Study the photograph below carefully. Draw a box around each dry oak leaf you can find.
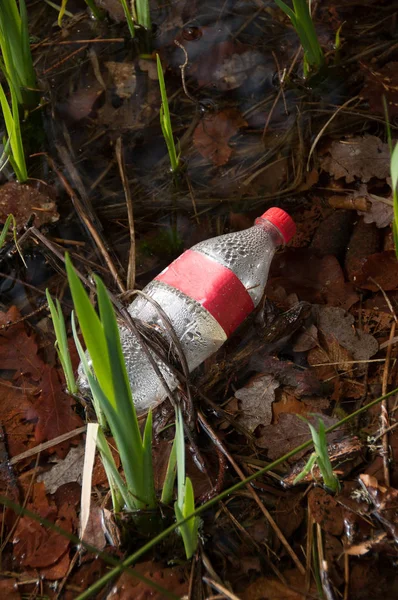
[320,135,391,183]
[0,182,58,227]
[256,413,338,460]
[315,306,379,361]
[193,108,247,166]
[234,374,279,432]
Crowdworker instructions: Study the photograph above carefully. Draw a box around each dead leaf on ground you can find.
[0,305,46,381]
[37,443,85,494]
[320,135,391,183]
[193,108,247,166]
[315,305,379,361]
[107,561,188,599]
[267,249,359,310]
[105,61,136,98]
[213,50,271,91]
[250,354,325,398]
[0,579,20,600]
[308,487,344,535]
[13,483,74,579]
[242,568,315,600]
[359,474,398,539]
[63,82,104,121]
[256,413,338,460]
[0,381,36,459]
[348,250,398,291]
[234,374,279,432]
[0,182,58,227]
[31,365,83,458]
[361,62,398,117]
[356,184,394,228]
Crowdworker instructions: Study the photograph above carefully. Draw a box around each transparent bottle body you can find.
[191,221,283,305]
[79,220,283,414]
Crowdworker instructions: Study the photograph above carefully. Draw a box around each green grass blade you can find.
[65,254,112,401]
[156,54,179,172]
[119,0,136,39]
[0,82,27,181]
[160,437,177,505]
[135,0,151,30]
[142,410,156,508]
[0,214,12,248]
[71,311,107,429]
[46,290,77,394]
[175,405,185,511]
[96,426,128,512]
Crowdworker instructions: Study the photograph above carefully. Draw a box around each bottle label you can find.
[155,249,254,336]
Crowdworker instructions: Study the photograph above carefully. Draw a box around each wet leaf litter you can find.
[1,1,398,599]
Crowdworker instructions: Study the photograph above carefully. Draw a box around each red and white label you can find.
[155,249,254,337]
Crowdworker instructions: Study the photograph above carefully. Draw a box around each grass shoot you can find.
[0,81,28,182]
[157,54,180,173]
[65,254,157,514]
[46,290,78,395]
[174,405,199,559]
[274,0,324,76]
[293,417,340,492]
[0,0,37,107]
[390,142,398,259]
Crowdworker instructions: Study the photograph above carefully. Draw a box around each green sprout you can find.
[0,81,28,182]
[174,405,199,559]
[46,290,78,395]
[0,0,38,107]
[293,417,340,493]
[157,54,180,173]
[390,142,398,259]
[65,254,156,514]
[274,0,324,76]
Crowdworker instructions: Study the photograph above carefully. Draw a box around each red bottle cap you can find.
[256,207,296,244]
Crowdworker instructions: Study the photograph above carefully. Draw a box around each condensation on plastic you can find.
[79,219,283,414]
[110,281,227,414]
[191,222,283,305]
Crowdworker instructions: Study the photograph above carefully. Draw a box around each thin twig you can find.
[198,411,306,575]
[306,96,360,170]
[115,137,136,289]
[380,321,396,486]
[9,426,87,465]
[174,40,197,105]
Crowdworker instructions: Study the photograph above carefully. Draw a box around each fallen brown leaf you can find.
[13,483,74,579]
[0,306,45,381]
[256,413,338,460]
[308,487,344,535]
[193,108,247,166]
[31,365,83,458]
[320,135,391,183]
[349,250,398,291]
[234,374,279,432]
[107,561,188,599]
[267,249,359,309]
[0,182,58,227]
[0,579,21,600]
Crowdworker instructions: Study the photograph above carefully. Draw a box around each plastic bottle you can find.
[80,207,296,414]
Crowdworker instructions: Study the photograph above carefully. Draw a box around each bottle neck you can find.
[254,217,286,247]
